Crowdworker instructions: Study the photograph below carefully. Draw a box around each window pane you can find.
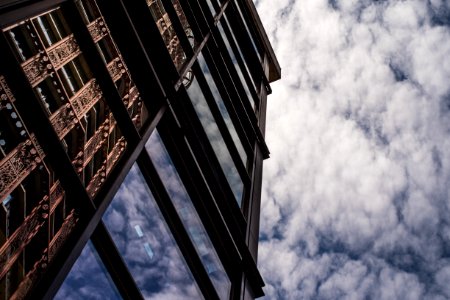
[197,51,247,166]
[55,241,121,300]
[102,164,201,299]
[216,20,255,109]
[232,1,263,62]
[145,131,231,299]
[186,76,244,205]
[223,13,259,93]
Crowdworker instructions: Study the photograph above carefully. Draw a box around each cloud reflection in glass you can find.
[145,131,231,299]
[102,163,201,299]
[54,241,121,300]
[184,75,244,205]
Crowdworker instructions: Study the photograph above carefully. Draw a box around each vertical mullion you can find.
[158,112,265,298]
[95,0,168,119]
[178,0,266,157]
[170,0,250,182]
[0,0,67,28]
[0,29,98,300]
[156,115,242,279]
[201,44,254,156]
[191,62,250,184]
[234,0,265,61]
[61,1,140,146]
[91,222,145,300]
[226,2,270,96]
[203,40,261,153]
[137,151,220,300]
[119,0,179,87]
[219,9,260,107]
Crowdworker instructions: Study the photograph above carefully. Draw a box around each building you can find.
[0,0,280,298]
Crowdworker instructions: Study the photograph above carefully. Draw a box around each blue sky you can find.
[256,0,450,299]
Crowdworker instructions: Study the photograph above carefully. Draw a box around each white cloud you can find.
[256,0,450,298]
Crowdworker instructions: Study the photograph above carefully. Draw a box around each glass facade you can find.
[103,163,201,299]
[54,241,121,300]
[0,0,280,298]
[146,131,230,299]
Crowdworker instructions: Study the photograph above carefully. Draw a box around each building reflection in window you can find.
[102,163,202,299]
[185,76,244,205]
[55,241,121,300]
[145,130,231,299]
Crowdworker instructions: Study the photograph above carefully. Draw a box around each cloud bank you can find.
[256,0,450,299]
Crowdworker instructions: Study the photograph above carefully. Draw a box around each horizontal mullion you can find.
[0,0,66,27]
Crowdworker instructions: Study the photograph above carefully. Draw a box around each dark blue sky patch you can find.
[392,184,409,223]
[384,250,436,287]
[432,146,443,174]
[328,0,339,10]
[428,2,450,27]
[317,234,370,261]
[389,62,408,82]
[374,126,389,146]
[278,0,295,19]
[441,92,450,113]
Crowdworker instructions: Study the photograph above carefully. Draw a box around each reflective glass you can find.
[223,13,258,92]
[216,20,255,109]
[204,0,218,16]
[197,52,247,166]
[103,163,201,299]
[145,131,231,299]
[55,241,121,300]
[147,0,194,72]
[232,1,263,62]
[186,76,244,204]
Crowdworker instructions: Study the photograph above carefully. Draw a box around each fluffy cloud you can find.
[256,0,450,298]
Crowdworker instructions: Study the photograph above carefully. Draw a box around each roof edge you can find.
[243,0,281,83]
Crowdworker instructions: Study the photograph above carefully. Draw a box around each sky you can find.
[255,0,450,299]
